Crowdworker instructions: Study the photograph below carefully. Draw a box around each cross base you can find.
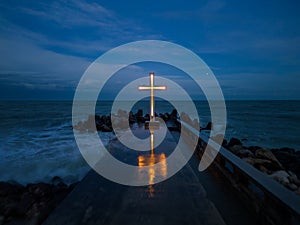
[144,121,160,130]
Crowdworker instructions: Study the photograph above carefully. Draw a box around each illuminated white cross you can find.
[138,73,166,122]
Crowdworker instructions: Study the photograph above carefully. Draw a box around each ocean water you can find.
[0,100,299,184]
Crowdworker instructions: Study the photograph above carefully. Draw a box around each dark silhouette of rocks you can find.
[223,137,300,194]
[0,177,77,225]
[73,108,181,132]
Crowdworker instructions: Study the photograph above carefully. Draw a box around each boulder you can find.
[271,148,300,178]
[255,148,283,170]
[94,115,101,125]
[227,138,242,148]
[26,183,54,198]
[100,124,112,132]
[180,112,192,126]
[192,119,199,129]
[144,114,150,121]
[242,157,281,171]
[170,109,178,120]
[287,183,298,191]
[247,146,261,153]
[222,139,228,147]
[128,111,136,124]
[117,109,127,118]
[136,116,146,123]
[164,113,170,121]
[135,109,143,117]
[287,171,300,186]
[229,144,244,154]
[86,115,95,129]
[201,122,212,131]
[269,170,290,186]
[257,165,270,174]
[0,182,24,197]
[51,176,67,188]
[237,149,254,158]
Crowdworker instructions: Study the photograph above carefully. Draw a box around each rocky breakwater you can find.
[73,109,179,132]
[176,112,300,196]
[0,177,77,225]
[224,137,300,195]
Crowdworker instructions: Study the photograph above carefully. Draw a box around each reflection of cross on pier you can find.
[138,72,166,131]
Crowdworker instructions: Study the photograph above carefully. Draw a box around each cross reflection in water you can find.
[137,130,167,198]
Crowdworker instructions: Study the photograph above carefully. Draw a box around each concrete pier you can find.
[43,126,229,225]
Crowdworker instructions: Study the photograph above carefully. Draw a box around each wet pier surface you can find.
[43,126,256,225]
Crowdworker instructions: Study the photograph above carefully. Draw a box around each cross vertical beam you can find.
[150,73,154,121]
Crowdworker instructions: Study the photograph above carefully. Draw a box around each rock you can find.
[144,114,150,121]
[27,183,54,198]
[287,171,300,186]
[100,124,112,132]
[201,122,212,131]
[95,114,101,121]
[237,149,254,158]
[3,199,19,217]
[136,116,146,123]
[180,112,193,126]
[51,176,63,186]
[229,144,244,154]
[0,182,24,197]
[135,109,143,117]
[242,157,280,171]
[117,109,127,118]
[14,192,35,217]
[227,138,242,148]
[128,111,136,124]
[159,113,170,121]
[170,109,178,119]
[0,180,77,225]
[211,134,224,144]
[69,182,79,190]
[257,165,270,174]
[222,139,227,147]
[271,148,300,178]
[269,170,290,186]
[164,113,170,121]
[287,183,298,191]
[74,121,86,132]
[135,109,146,123]
[255,148,283,170]
[247,146,261,153]
[51,176,67,188]
[192,119,199,129]
[86,115,96,129]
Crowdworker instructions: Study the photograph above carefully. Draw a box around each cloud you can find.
[154,0,225,21]
[0,0,164,57]
[0,0,165,96]
[0,35,90,91]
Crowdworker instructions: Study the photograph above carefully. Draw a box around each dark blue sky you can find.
[0,0,299,100]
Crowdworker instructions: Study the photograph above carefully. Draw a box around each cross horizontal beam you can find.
[138,86,166,90]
